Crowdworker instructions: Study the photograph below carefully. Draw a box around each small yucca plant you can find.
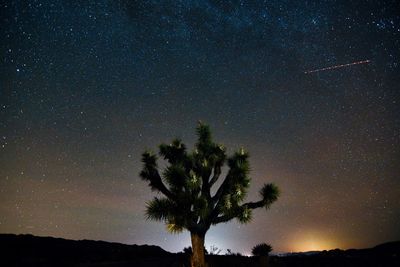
[252,243,273,256]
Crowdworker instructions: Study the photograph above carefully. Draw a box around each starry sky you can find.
[1,0,399,254]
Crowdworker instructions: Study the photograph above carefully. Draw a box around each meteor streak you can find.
[304,59,371,74]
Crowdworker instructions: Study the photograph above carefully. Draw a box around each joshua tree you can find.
[252,243,273,256]
[140,122,280,267]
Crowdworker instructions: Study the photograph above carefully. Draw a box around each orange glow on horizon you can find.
[288,232,340,252]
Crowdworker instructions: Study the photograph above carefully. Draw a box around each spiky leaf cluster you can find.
[251,243,273,256]
[139,122,280,234]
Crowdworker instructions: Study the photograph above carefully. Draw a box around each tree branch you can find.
[146,169,175,200]
[201,169,212,199]
[211,200,265,225]
[154,172,175,199]
[209,164,221,187]
[140,152,175,200]
[242,200,265,210]
[212,214,233,224]
[211,172,230,203]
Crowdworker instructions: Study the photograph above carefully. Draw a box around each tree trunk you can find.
[190,232,206,267]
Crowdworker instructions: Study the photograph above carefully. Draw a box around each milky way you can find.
[1,0,399,254]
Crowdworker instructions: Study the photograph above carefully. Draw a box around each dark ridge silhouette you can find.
[273,241,400,267]
[1,234,399,267]
[0,233,175,267]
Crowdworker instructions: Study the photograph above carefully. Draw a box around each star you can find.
[0,0,399,254]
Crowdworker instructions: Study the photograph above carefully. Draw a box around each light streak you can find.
[304,59,371,74]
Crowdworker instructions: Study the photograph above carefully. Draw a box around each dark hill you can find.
[274,241,400,267]
[1,233,399,267]
[281,240,400,258]
[0,233,173,266]
[373,241,400,254]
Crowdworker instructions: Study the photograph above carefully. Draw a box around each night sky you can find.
[1,0,400,254]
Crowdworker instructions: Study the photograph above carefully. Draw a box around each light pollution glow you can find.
[288,232,339,252]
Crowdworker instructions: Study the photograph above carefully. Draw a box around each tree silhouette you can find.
[252,243,273,256]
[140,122,280,267]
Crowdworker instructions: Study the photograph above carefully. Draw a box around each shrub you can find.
[252,243,272,256]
